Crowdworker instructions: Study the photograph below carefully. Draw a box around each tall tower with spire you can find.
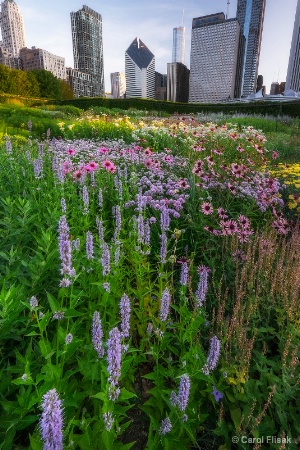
[0,0,26,56]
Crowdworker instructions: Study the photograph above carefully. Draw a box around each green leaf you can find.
[118,388,137,401]
[230,407,242,431]
[46,291,60,313]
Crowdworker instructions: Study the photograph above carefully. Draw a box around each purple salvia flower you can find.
[5,138,12,154]
[107,327,122,400]
[137,214,144,243]
[160,207,170,231]
[98,189,103,208]
[92,311,104,358]
[159,417,172,435]
[60,198,67,213]
[86,231,94,260]
[160,232,167,264]
[28,120,32,132]
[195,266,210,307]
[120,294,131,338]
[40,388,63,450]
[103,412,114,431]
[59,278,72,288]
[160,288,171,322]
[38,143,44,158]
[65,333,73,344]
[30,296,38,308]
[177,374,190,412]
[71,238,80,251]
[179,262,189,286]
[33,158,43,178]
[101,242,111,276]
[202,336,221,374]
[82,185,89,213]
[113,205,122,237]
[144,219,151,246]
[58,215,75,278]
[57,163,65,183]
[170,391,178,406]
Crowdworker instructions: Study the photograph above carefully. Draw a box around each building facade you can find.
[155,71,167,100]
[172,26,185,64]
[236,0,266,96]
[189,13,241,103]
[286,0,300,91]
[66,68,94,97]
[19,47,66,79]
[70,5,104,97]
[0,45,20,68]
[0,0,26,56]
[167,62,189,102]
[125,37,155,99]
[110,72,126,98]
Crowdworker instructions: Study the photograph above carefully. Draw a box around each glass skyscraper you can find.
[172,27,185,64]
[286,0,300,92]
[236,0,266,96]
[0,0,26,56]
[70,5,104,97]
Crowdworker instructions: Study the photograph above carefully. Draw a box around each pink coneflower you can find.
[212,149,223,155]
[201,202,213,215]
[102,160,116,173]
[217,207,228,219]
[144,159,154,168]
[236,145,245,152]
[144,147,153,156]
[108,165,116,174]
[177,179,190,190]
[272,151,279,160]
[63,161,73,173]
[238,215,250,229]
[87,161,98,170]
[67,148,76,156]
[221,219,238,235]
[99,147,109,154]
[72,170,84,181]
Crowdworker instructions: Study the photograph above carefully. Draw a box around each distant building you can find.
[19,47,66,79]
[279,82,286,94]
[256,74,263,91]
[0,45,20,68]
[172,26,185,64]
[155,72,167,100]
[66,68,94,97]
[125,37,155,99]
[0,0,26,57]
[236,0,266,96]
[167,62,189,102]
[110,72,126,98]
[270,82,280,95]
[189,13,241,103]
[70,5,104,97]
[286,0,300,91]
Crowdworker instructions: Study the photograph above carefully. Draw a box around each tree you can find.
[59,79,74,100]
[0,64,12,93]
[29,69,62,99]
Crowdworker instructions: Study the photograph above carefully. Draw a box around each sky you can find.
[9,0,299,94]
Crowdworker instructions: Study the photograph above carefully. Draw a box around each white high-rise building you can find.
[125,37,155,99]
[110,72,126,98]
[172,26,185,64]
[189,13,241,103]
[286,0,300,92]
[0,0,26,56]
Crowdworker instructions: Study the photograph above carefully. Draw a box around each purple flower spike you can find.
[159,417,172,435]
[86,231,94,260]
[40,388,63,450]
[178,374,190,412]
[107,327,122,401]
[120,294,131,338]
[160,288,171,322]
[180,261,189,286]
[202,336,221,374]
[92,311,104,358]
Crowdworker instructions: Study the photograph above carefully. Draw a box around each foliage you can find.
[0,109,299,449]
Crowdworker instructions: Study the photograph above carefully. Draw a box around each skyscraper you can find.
[125,37,155,99]
[111,72,126,98]
[286,0,300,92]
[70,5,104,97]
[172,27,185,64]
[189,13,241,103]
[167,62,189,102]
[0,0,26,56]
[236,0,266,96]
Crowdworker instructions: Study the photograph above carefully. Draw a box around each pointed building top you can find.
[126,37,154,69]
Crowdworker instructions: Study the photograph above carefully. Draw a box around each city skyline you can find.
[0,0,298,95]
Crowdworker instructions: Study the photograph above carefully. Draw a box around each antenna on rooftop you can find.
[226,0,230,19]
